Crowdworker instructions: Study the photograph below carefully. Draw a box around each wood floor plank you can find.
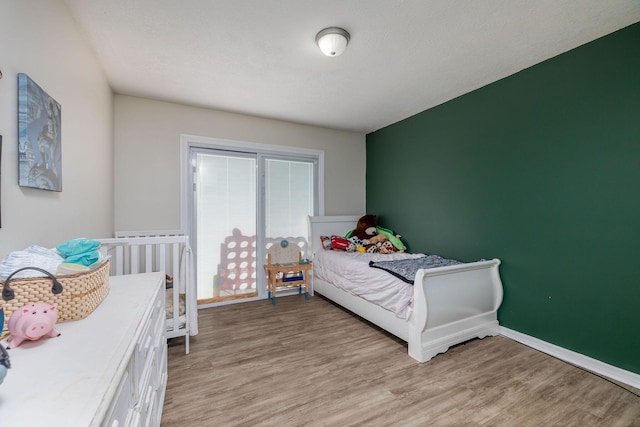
[161,294,640,426]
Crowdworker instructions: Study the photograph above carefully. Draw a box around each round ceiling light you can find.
[315,27,350,57]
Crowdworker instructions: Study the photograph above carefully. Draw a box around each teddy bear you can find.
[347,214,391,252]
[350,214,378,241]
[347,214,407,253]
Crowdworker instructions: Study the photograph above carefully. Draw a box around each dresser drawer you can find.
[139,322,168,426]
[152,343,168,391]
[126,410,141,427]
[137,382,154,427]
[133,289,165,393]
[133,317,152,385]
[143,389,159,427]
[104,369,134,427]
[150,291,165,354]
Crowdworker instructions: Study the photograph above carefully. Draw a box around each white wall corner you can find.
[500,327,640,390]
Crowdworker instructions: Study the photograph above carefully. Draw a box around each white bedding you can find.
[313,250,425,319]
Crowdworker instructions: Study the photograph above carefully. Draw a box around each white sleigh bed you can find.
[308,215,504,362]
[97,231,198,354]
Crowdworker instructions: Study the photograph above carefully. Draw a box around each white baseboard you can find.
[500,327,640,390]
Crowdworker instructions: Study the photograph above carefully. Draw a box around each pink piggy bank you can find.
[7,302,61,349]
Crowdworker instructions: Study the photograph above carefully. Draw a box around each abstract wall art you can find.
[18,73,62,191]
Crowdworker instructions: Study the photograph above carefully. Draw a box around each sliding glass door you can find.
[265,158,314,242]
[190,145,318,306]
[193,150,257,304]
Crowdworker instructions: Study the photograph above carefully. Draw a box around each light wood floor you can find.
[162,294,640,426]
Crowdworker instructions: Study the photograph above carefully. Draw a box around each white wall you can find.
[0,0,114,259]
[114,95,366,231]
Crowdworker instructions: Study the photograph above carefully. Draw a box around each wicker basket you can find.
[1,260,110,340]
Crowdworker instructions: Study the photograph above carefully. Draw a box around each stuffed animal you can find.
[6,302,61,349]
[376,240,397,254]
[346,214,407,253]
[350,214,378,240]
[368,233,387,245]
[346,214,383,251]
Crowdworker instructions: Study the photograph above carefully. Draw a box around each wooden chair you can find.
[264,239,312,305]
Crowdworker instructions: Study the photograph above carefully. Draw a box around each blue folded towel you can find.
[56,238,101,267]
[56,238,100,257]
[64,251,100,267]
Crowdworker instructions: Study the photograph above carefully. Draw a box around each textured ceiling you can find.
[63,0,640,133]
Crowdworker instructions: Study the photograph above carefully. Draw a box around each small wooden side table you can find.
[264,254,312,305]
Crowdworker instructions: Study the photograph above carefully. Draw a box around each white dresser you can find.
[0,272,168,427]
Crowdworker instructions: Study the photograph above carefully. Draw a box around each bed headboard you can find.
[307,215,361,255]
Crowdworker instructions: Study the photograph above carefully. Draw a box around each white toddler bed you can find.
[97,232,197,354]
[308,215,503,362]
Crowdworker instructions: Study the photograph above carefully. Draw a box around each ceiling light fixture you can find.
[315,27,350,57]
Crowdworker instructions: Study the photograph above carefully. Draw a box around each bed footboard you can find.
[408,259,503,362]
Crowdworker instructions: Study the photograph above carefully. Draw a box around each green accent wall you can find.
[366,23,640,374]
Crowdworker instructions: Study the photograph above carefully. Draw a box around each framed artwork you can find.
[18,73,62,191]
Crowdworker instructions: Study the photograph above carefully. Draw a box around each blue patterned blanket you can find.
[369,255,463,284]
